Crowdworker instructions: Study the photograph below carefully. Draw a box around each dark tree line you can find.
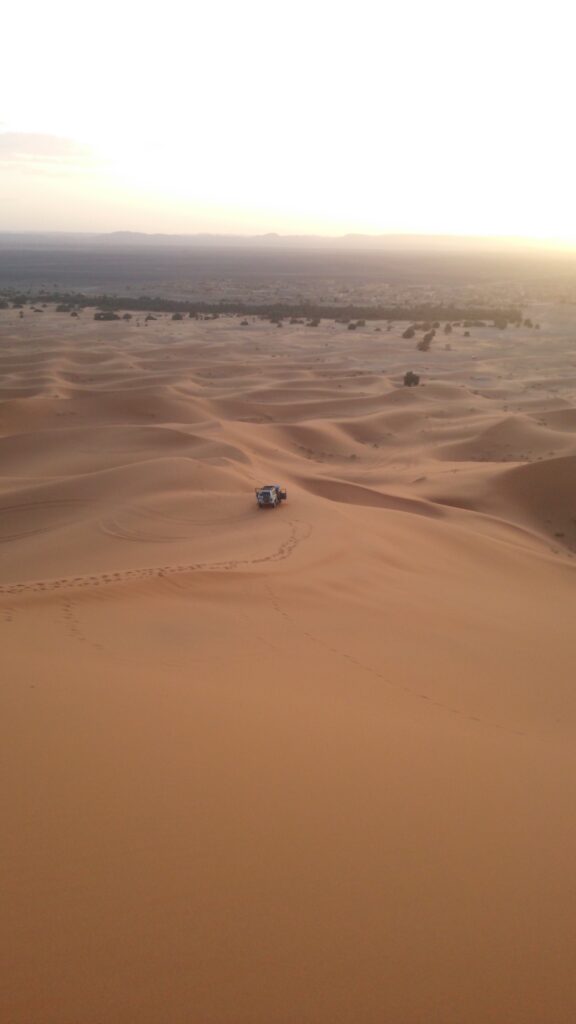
[0,289,523,325]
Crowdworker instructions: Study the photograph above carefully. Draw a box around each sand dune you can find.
[296,475,443,517]
[538,407,576,431]
[2,306,576,1024]
[437,413,573,462]
[495,454,576,537]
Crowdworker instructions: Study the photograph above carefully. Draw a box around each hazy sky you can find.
[1,0,574,240]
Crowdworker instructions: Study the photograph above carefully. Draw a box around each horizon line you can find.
[1,229,576,251]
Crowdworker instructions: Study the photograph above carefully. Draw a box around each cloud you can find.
[0,132,95,175]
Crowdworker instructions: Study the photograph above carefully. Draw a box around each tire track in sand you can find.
[0,519,312,598]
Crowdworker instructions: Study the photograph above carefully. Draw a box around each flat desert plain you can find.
[2,307,576,1024]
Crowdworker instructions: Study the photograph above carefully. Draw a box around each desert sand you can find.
[2,306,576,1023]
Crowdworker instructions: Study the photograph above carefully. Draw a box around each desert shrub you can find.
[56,303,72,312]
[171,312,184,320]
[464,330,470,337]
[240,319,249,326]
[348,322,357,330]
[402,327,415,339]
[122,313,132,321]
[417,329,435,351]
[0,300,9,309]
[523,318,533,327]
[94,311,120,321]
[403,371,420,387]
[444,323,452,334]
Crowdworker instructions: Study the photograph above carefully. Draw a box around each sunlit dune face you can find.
[1,0,575,240]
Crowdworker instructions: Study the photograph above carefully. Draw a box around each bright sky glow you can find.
[1,0,575,240]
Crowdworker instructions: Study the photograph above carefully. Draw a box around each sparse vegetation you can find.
[402,327,416,339]
[403,371,420,387]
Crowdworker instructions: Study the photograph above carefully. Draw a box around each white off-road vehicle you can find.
[255,484,287,508]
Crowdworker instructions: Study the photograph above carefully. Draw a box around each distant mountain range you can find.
[0,231,568,252]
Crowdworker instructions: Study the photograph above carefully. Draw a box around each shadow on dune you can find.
[296,476,445,518]
[430,454,576,550]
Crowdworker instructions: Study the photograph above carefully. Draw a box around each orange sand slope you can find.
[2,307,576,1024]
